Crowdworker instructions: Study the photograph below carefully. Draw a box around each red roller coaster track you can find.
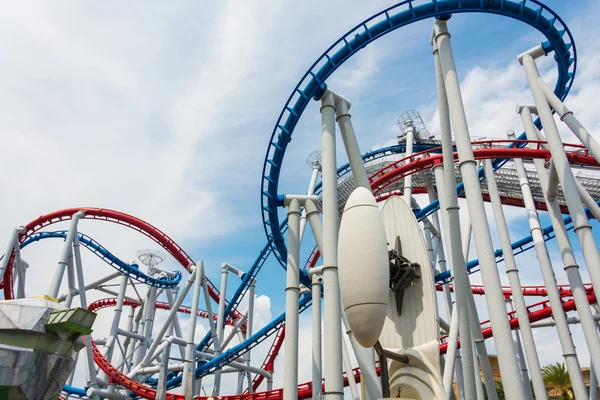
[32,141,595,398]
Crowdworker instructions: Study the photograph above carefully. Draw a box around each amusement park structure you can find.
[1,1,600,399]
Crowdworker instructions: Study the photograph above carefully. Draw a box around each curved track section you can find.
[0,208,236,317]
[20,231,182,288]
[261,0,576,265]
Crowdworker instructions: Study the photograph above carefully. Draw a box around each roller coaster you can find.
[1,1,600,399]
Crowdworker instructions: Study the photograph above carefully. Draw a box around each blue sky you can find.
[1,0,599,394]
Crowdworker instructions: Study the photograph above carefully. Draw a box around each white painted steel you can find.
[484,157,546,400]
[519,103,600,385]
[341,337,360,400]
[432,34,477,400]
[71,215,100,400]
[299,164,321,244]
[306,197,382,400]
[537,77,600,164]
[183,261,204,399]
[523,55,600,324]
[320,91,344,399]
[403,122,415,206]
[128,266,198,377]
[510,128,587,398]
[434,19,525,398]
[283,198,301,400]
[311,273,323,399]
[336,98,370,191]
[48,211,84,298]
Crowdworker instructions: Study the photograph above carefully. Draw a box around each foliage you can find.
[542,362,573,400]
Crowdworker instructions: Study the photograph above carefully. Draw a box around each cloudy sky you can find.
[1,0,599,396]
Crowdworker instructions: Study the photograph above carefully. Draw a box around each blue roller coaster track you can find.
[260,0,576,266]
[61,0,584,397]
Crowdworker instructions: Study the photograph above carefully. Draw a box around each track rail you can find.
[261,0,577,266]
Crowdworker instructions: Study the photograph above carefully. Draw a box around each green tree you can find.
[542,362,573,399]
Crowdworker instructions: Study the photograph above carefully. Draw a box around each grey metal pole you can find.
[128,267,198,377]
[305,199,382,400]
[71,221,100,400]
[99,272,129,386]
[14,228,26,299]
[336,98,370,190]
[510,129,587,398]
[434,19,526,398]
[164,289,187,358]
[522,54,600,320]
[432,158,465,400]
[518,107,600,385]
[65,253,76,307]
[283,198,301,400]
[216,265,229,346]
[342,336,360,400]
[484,157,546,400]
[432,34,477,399]
[243,281,256,393]
[537,77,600,164]
[311,272,323,399]
[461,207,496,400]
[427,172,453,319]
[504,296,533,400]
[320,91,344,399]
[183,261,204,399]
[48,212,84,298]
[0,227,23,283]
[299,162,321,244]
[402,121,415,206]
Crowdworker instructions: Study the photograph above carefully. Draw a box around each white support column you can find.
[305,199,382,400]
[48,212,84,299]
[128,266,198,378]
[165,289,186,358]
[484,156,546,400]
[518,107,600,385]
[0,226,24,283]
[432,35,477,399]
[14,228,26,299]
[243,280,256,393]
[402,121,415,206]
[442,299,460,400]
[434,19,525,398]
[99,273,129,385]
[504,296,533,400]
[183,261,204,399]
[299,162,321,244]
[65,254,76,307]
[510,128,587,398]
[433,166,465,400]
[320,91,344,399]
[336,97,370,190]
[311,272,323,399]
[461,207,497,399]
[216,264,229,346]
[342,336,360,400]
[522,54,600,339]
[201,278,222,395]
[537,77,600,164]
[283,198,301,400]
[71,222,100,400]
[116,306,136,374]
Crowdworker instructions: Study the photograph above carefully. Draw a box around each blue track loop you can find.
[21,231,182,288]
[261,0,576,266]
